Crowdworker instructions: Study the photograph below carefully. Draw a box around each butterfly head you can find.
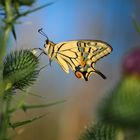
[38,28,56,58]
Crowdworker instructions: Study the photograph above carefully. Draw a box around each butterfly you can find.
[32,28,113,81]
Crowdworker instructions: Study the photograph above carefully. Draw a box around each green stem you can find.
[0,26,11,140]
[0,0,12,93]
[0,28,12,140]
[0,0,13,139]
[0,27,12,140]
[0,0,12,95]
[0,95,12,140]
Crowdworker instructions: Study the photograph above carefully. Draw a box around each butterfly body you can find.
[40,39,112,81]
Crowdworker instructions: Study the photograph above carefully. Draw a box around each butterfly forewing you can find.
[55,41,81,72]
[77,40,112,62]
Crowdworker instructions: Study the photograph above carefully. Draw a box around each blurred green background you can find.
[9,0,140,140]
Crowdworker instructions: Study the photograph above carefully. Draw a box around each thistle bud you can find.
[3,50,39,91]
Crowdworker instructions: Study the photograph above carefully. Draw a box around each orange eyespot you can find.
[75,71,83,79]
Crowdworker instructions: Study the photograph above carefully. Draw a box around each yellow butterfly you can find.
[32,28,113,81]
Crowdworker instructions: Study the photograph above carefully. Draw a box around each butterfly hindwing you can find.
[75,40,112,80]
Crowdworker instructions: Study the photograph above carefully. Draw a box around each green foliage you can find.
[8,98,63,129]
[10,114,47,129]
[79,122,119,140]
[3,50,39,90]
[9,100,66,113]
[99,76,140,129]
[79,74,140,140]
[21,100,66,111]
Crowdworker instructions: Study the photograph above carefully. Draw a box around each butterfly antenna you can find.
[38,28,49,41]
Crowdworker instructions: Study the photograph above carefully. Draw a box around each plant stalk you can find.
[0,0,13,139]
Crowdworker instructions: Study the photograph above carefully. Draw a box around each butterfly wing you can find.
[54,40,112,80]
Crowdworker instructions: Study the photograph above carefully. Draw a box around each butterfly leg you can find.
[38,63,50,72]
[49,58,52,66]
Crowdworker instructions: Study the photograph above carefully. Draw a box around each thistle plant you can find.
[79,122,120,140]
[0,1,63,140]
